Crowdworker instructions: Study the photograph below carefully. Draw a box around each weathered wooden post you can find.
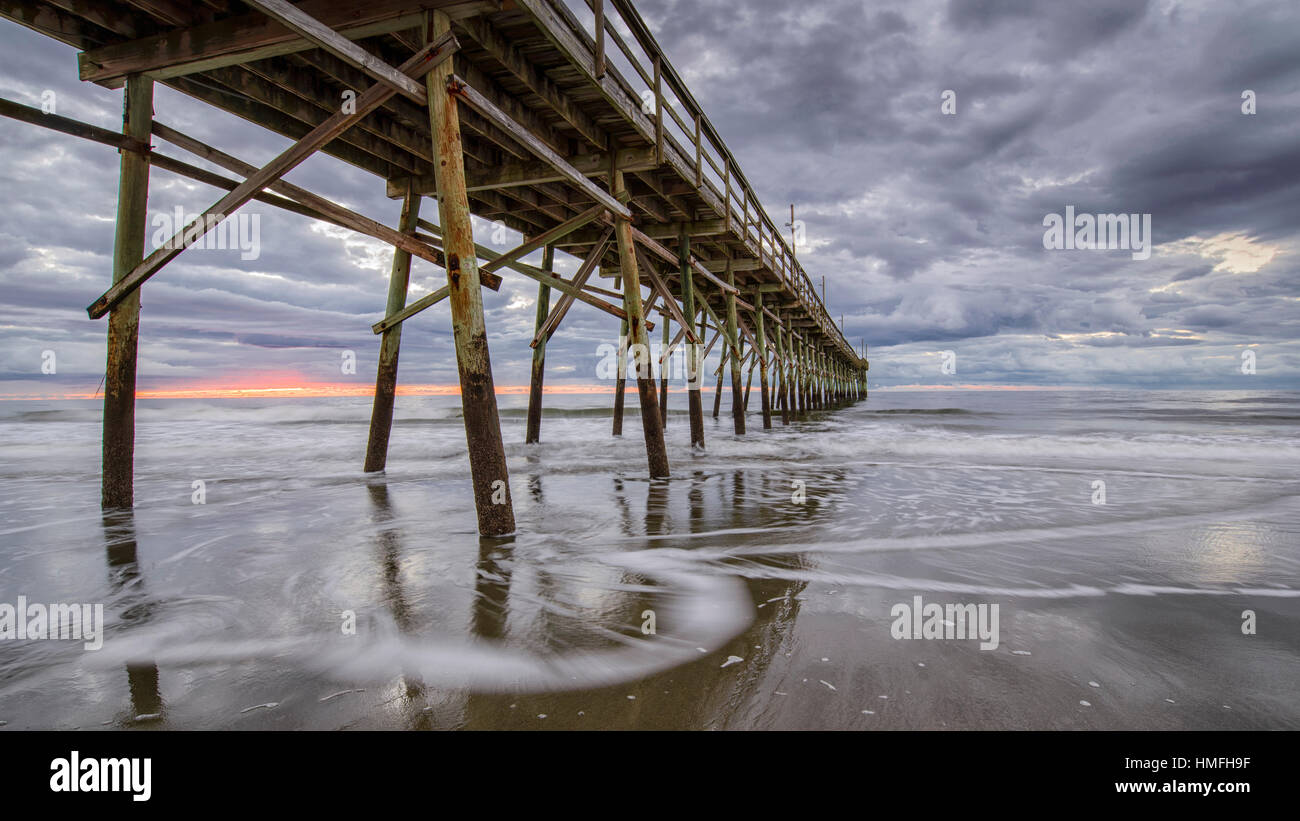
[821,352,827,407]
[712,354,724,419]
[102,75,153,511]
[813,348,822,410]
[612,168,669,478]
[777,322,791,425]
[801,339,812,414]
[426,10,513,536]
[754,288,772,429]
[679,226,704,449]
[364,185,421,472]
[658,312,669,426]
[822,351,830,407]
[785,320,798,421]
[613,316,627,435]
[748,355,759,413]
[525,244,555,444]
[725,258,745,434]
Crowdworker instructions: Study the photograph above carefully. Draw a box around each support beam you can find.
[149,121,461,281]
[482,205,606,276]
[613,316,627,436]
[777,321,791,425]
[373,213,624,335]
[102,75,152,511]
[448,75,631,220]
[712,349,725,419]
[388,146,657,197]
[242,0,425,102]
[0,97,360,229]
[525,244,554,445]
[658,312,669,427]
[755,288,771,430]
[364,185,421,472]
[679,225,704,449]
[613,168,669,478]
[456,14,609,150]
[77,0,485,86]
[635,246,698,344]
[531,228,611,347]
[88,32,458,319]
[725,257,744,435]
[425,11,512,536]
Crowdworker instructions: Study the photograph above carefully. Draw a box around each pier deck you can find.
[2,0,869,535]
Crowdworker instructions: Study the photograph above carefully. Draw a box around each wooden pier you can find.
[2,0,869,536]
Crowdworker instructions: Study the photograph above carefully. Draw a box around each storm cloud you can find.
[1,0,1296,396]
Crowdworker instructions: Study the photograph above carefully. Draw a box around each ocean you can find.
[0,389,1297,729]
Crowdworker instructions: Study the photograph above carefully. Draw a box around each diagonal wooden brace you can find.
[530,228,611,348]
[87,31,458,319]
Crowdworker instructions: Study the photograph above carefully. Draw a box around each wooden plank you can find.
[375,218,629,334]
[593,0,605,78]
[531,228,610,347]
[371,283,449,333]
[387,146,656,197]
[482,204,606,275]
[628,225,737,295]
[653,54,662,165]
[87,32,458,320]
[562,217,725,247]
[148,120,488,284]
[77,0,486,85]
[242,0,425,102]
[635,246,699,344]
[447,74,632,219]
[0,99,334,228]
[457,14,607,150]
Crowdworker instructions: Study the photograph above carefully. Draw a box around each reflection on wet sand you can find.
[454,468,812,729]
[101,510,163,725]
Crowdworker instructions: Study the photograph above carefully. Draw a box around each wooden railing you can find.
[553,0,855,360]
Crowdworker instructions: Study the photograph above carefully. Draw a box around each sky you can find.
[0,0,1297,399]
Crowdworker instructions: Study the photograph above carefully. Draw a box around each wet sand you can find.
[0,390,1297,729]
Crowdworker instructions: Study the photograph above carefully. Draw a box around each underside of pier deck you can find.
[1,0,868,535]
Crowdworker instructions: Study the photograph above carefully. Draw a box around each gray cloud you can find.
[1,0,1297,394]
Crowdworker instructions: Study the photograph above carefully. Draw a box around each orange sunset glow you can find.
[0,378,1075,401]
[51,381,621,401]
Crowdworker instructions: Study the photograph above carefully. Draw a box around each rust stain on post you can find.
[426,10,513,536]
[613,168,669,478]
[102,75,152,511]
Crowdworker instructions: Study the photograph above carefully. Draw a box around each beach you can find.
[0,388,1296,729]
